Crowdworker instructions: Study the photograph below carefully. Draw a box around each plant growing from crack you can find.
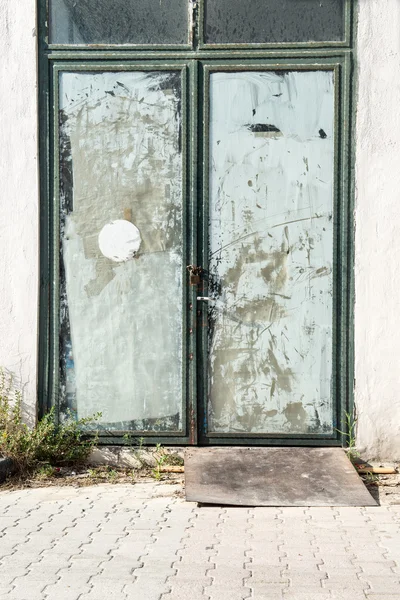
[362,471,379,485]
[151,443,169,480]
[336,410,360,464]
[122,433,147,468]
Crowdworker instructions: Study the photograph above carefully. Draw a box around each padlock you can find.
[190,273,201,285]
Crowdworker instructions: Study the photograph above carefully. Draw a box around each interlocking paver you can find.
[366,596,400,600]
[0,484,399,600]
[359,575,400,593]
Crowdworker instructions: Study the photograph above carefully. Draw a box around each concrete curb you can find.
[0,456,16,483]
[87,446,185,469]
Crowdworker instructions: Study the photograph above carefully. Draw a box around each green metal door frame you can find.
[37,0,356,446]
[50,60,197,445]
[197,58,352,445]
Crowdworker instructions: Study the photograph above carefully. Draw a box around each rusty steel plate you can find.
[185,447,377,506]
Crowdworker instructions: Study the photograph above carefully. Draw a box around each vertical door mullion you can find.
[196,60,210,443]
[187,59,199,444]
[339,54,353,442]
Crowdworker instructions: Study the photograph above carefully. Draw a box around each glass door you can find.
[52,63,194,441]
[197,61,347,444]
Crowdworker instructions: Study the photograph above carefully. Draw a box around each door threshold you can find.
[184,447,376,507]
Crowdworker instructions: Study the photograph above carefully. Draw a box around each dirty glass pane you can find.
[50,0,189,45]
[207,70,335,435]
[58,70,184,432]
[204,0,345,44]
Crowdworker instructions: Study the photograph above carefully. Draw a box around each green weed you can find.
[151,444,170,480]
[336,410,360,464]
[34,463,56,480]
[0,368,101,475]
[362,471,379,485]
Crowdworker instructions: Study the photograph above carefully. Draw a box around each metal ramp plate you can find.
[185,447,377,506]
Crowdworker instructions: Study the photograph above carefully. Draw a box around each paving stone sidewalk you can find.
[0,483,399,600]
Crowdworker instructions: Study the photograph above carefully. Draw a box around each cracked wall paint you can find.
[59,70,183,430]
[0,0,39,424]
[207,70,334,434]
[354,0,400,460]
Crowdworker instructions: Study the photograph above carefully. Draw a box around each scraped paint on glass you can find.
[207,70,335,435]
[58,70,184,431]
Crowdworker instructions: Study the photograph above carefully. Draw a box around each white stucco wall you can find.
[0,0,399,458]
[0,0,38,421]
[354,0,400,460]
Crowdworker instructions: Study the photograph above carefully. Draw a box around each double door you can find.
[52,57,350,445]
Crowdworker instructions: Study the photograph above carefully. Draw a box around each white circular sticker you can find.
[98,219,141,262]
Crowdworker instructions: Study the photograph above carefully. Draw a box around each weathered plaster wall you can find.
[355,0,400,459]
[0,0,38,421]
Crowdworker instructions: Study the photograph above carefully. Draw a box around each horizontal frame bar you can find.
[45,49,352,61]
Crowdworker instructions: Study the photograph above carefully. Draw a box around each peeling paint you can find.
[207,70,334,435]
